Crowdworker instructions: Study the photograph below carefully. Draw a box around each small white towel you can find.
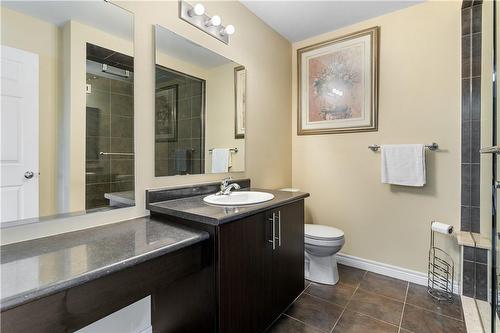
[381,144,426,187]
[211,148,231,173]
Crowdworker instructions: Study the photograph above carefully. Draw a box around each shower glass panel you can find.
[85,43,135,210]
[476,0,497,332]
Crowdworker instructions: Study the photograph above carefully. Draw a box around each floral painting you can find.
[298,27,379,135]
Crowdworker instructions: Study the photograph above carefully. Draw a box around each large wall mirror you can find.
[154,25,246,177]
[0,1,135,227]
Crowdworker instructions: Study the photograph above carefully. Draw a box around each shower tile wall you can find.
[461,0,485,300]
[461,0,482,233]
[86,74,135,210]
[155,68,204,176]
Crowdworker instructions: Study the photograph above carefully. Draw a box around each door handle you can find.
[24,171,34,179]
[268,212,276,250]
[277,210,281,247]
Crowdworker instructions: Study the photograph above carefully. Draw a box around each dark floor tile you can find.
[267,315,323,333]
[405,283,463,320]
[286,293,343,332]
[346,289,403,325]
[338,264,366,288]
[332,310,398,333]
[358,272,408,301]
[401,304,466,333]
[305,281,356,307]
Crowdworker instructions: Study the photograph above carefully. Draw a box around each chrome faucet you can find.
[218,177,241,195]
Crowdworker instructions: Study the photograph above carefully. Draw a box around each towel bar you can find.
[208,148,238,153]
[368,143,438,152]
[99,152,135,156]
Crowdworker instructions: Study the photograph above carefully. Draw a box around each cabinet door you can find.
[272,200,305,316]
[218,212,274,333]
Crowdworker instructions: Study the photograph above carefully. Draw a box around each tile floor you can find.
[267,264,467,333]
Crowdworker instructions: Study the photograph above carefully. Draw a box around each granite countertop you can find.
[148,188,310,225]
[0,217,209,311]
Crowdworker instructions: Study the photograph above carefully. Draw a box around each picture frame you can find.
[297,26,379,135]
[155,84,178,142]
[234,65,246,139]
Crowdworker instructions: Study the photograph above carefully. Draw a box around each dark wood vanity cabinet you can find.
[218,200,305,333]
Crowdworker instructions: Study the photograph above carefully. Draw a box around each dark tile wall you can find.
[155,66,204,176]
[86,73,135,210]
[461,0,485,301]
[461,0,482,233]
[462,245,488,300]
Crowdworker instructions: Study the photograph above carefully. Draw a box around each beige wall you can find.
[2,1,292,244]
[1,7,61,216]
[292,1,461,274]
[205,63,245,172]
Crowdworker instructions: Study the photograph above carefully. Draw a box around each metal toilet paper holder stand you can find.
[427,221,454,303]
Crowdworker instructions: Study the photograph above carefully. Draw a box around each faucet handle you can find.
[221,177,232,186]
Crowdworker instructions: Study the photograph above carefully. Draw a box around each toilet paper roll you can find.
[431,221,453,235]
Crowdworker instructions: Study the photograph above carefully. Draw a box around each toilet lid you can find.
[305,224,344,240]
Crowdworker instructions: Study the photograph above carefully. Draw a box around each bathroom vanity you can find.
[147,179,309,333]
[0,218,214,332]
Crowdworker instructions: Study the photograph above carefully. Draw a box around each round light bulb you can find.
[211,15,221,26]
[224,24,235,36]
[190,3,205,16]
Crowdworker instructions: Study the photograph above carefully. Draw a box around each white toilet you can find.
[304,224,345,285]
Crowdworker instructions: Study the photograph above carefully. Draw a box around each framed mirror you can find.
[0,1,135,227]
[154,25,246,177]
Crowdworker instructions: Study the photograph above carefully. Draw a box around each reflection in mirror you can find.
[154,25,246,177]
[0,1,135,227]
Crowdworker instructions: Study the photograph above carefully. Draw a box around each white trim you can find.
[336,252,460,294]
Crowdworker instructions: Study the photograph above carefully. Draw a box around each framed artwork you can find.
[234,66,246,139]
[155,84,178,142]
[297,26,379,135]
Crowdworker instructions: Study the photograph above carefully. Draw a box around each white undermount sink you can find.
[203,191,274,206]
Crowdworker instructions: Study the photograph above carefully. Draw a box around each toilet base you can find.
[305,253,339,285]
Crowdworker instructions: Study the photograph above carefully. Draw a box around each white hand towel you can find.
[211,148,230,173]
[381,144,426,187]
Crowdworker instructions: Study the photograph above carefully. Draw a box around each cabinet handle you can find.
[277,210,281,247]
[268,212,276,250]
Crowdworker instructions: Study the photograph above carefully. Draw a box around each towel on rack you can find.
[211,148,231,173]
[381,144,426,187]
[175,149,192,174]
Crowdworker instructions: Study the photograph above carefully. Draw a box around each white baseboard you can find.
[336,252,460,294]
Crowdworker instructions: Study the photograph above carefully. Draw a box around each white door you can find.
[0,45,39,223]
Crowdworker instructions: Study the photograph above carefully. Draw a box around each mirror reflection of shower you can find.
[85,43,135,211]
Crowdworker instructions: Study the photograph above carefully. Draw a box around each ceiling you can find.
[240,1,422,42]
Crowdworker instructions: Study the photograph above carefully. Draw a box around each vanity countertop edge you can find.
[147,188,310,225]
[0,216,209,312]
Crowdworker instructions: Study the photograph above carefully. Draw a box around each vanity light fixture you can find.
[220,24,235,36]
[179,0,235,44]
[188,3,205,17]
[205,15,221,27]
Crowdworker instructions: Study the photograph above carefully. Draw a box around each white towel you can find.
[381,144,426,187]
[211,148,231,173]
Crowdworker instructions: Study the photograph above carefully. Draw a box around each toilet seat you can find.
[305,224,344,241]
[305,236,344,247]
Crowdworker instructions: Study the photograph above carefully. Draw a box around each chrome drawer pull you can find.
[268,213,276,250]
[277,211,281,247]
